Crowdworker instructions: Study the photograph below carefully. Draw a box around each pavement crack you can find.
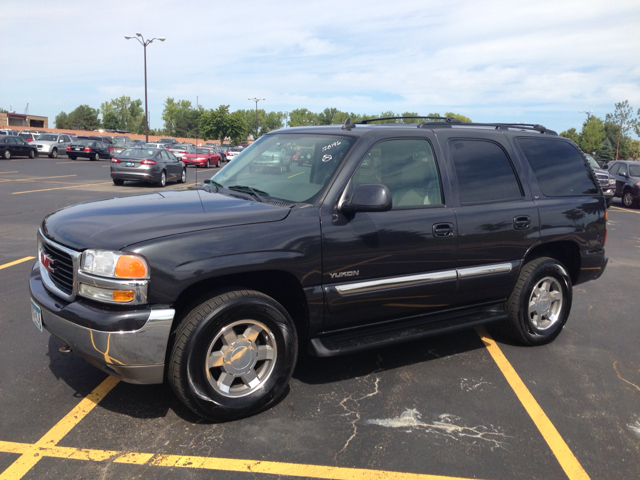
[367,409,510,450]
[613,361,640,392]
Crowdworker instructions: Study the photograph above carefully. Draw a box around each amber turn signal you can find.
[112,290,135,302]
[115,255,148,278]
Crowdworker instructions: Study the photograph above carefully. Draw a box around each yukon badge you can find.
[329,270,359,279]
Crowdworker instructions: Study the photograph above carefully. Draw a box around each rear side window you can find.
[517,138,598,196]
[450,139,523,204]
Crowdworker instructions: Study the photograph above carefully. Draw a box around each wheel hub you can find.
[534,292,552,316]
[223,340,257,375]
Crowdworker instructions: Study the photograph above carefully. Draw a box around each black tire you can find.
[206,160,210,169]
[168,289,298,422]
[49,148,58,159]
[178,168,186,184]
[286,163,291,172]
[605,197,613,208]
[622,190,637,208]
[93,152,100,162]
[2,149,9,160]
[504,257,572,346]
[28,149,36,159]
[69,155,77,160]
[113,179,124,186]
[158,170,167,187]
[216,160,220,168]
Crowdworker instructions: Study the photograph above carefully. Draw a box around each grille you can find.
[595,172,609,187]
[42,241,74,295]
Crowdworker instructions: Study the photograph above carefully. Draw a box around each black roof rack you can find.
[356,116,462,125]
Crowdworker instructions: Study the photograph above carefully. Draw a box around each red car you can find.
[181,148,222,168]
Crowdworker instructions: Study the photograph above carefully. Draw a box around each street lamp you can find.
[125,33,166,142]
[248,97,264,140]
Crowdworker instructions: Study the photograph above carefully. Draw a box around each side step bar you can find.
[308,303,507,357]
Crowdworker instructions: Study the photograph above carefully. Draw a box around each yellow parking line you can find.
[0,174,78,183]
[476,327,590,480]
[0,376,119,480]
[12,181,113,195]
[0,257,35,270]
[0,171,19,174]
[288,171,305,179]
[0,440,473,480]
[610,206,640,214]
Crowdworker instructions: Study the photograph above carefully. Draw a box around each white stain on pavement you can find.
[627,418,640,439]
[367,408,509,450]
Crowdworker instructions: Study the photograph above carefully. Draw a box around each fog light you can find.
[78,283,135,303]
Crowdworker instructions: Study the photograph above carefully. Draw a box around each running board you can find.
[308,303,507,357]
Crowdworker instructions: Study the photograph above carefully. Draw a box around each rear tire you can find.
[622,191,637,208]
[113,179,124,186]
[69,155,77,160]
[2,150,10,160]
[158,170,167,187]
[178,168,186,184]
[168,289,298,422]
[28,149,36,159]
[503,257,572,345]
[93,152,100,161]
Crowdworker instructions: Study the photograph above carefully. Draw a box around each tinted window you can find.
[450,139,522,204]
[618,163,628,176]
[352,139,442,208]
[608,163,621,175]
[517,138,598,196]
[629,165,640,177]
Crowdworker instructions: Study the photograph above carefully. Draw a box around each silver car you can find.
[29,134,76,158]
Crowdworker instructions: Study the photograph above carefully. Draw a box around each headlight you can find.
[608,178,615,185]
[80,249,149,279]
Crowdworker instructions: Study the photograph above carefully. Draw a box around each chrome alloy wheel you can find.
[528,276,563,330]
[205,320,277,398]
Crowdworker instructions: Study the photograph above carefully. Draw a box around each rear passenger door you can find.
[439,132,540,306]
[321,135,458,330]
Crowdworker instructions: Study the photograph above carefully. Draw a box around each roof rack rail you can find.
[354,116,462,125]
[418,121,557,135]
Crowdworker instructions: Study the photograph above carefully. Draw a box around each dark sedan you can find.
[606,160,640,208]
[110,147,186,187]
[1,136,38,159]
[66,139,111,161]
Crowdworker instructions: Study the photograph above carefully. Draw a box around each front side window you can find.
[450,139,522,204]
[618,163,628,176]
[608,163,620,175]
[351,139,443,207]
[517,138,598,196]
[211,134,356,204]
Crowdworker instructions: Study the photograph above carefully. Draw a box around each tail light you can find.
[109,147,114,152]
[66,146,71,151]
[141,159,156,165]
[111,158,120,163]
[84,147,91,152]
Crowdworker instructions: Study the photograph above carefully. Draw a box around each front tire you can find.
[28,149,36,158]
[504,257,572,345]
[2,150,10,160]
[206,160,210,169]
[168,290,298,422]
[49,148,58,158]
[605,197,613,208]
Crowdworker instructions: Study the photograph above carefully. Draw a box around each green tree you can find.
[288,108,318,127]
[228,110,249,145]
[67,105,101,131]
[54,111,69,129]
[317,108,340,125]
[401,111,421,123]
[162,98,202,138]
[445,112,472,123]
[605,100,638,160]
[560,128,580,143]
[100,96,144,132]
[200,105,247,144]
[577,116,605,154]
[263,111,285,134]
[596,137,615,163]
[627,139,640,159]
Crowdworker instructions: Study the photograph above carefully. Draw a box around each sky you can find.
[2,0,639,134]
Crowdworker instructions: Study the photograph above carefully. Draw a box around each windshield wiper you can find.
[227,185,269,203]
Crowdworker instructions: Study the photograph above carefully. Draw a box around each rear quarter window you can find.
[517,138,598,196]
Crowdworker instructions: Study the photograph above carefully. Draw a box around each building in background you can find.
[0,112,48,129]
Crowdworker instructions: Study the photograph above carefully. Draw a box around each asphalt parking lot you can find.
[0,155,638,480]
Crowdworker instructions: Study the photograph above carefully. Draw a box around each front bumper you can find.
[29,265,174,384]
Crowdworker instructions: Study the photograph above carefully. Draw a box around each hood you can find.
[42,187,291,251]
[30,140,56,146]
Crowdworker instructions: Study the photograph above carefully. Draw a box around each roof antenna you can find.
[342,117,355,131]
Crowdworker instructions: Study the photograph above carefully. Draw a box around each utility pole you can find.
[248,98,264,140]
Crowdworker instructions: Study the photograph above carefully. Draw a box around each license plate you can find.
[30,299,42,332]
[125,162,135,167]
[74,147,82,150]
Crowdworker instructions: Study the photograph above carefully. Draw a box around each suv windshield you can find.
[38,134,58,142]
[210,134,356,203]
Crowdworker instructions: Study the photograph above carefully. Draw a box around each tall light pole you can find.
[125,33,165,142]
[248,97,264,140]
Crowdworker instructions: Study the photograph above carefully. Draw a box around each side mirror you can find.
[203,179,211,184]
[341,184,392,214]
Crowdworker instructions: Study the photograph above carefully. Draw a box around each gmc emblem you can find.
[40,251,55,273]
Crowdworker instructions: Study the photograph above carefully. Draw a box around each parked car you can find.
[182,148,222,168]
[249,147,291,173]
[1,136,38,159]
[606,160,640,208]
[131,139,146,146]
[224,145,244,161]
[113,136,132,145]
[110,147,186,187]
[584,153,615,207]
[169,145,194,160]
[0,129,18,136]
[213,146,228,162]
[29,117,607,422]
[159,138,180,147]
[18,132,38,143]
[66,139,111,161]
[29,133,76,158]
[145,142,167,149]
